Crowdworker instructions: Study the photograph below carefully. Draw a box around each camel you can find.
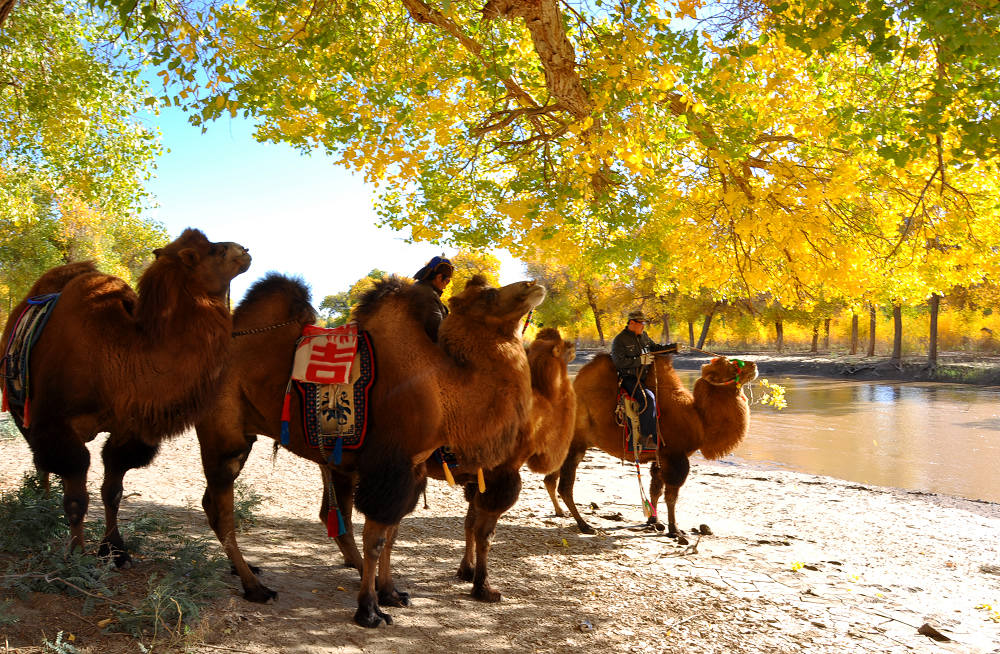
[0,229,251,563]
[194,273,544,627]
[319,327,576,602]
[545,354,757,541]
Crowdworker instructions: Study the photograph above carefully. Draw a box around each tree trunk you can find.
[687,320,695,347]
[585,284,605,346]
[775,320,784,353]
[866,305,876,357]
[850,313,859,355]
[823,318,831,351]
[696,312,714,349]
[928,294,940,368]
[810,322,819,353]
[891,304,903,363]
[661,313,671,344]
[0,0,15,30]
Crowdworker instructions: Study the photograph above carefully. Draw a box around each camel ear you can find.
[465,274,488,289]
[178,248,201,267]
[153,248,163,259]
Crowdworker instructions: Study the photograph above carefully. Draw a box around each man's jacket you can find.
[610,327,662,378]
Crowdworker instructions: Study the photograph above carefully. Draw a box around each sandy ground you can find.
[2,422,999,654]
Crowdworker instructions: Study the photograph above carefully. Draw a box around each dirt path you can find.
[2,428,999,654]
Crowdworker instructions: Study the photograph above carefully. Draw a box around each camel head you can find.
[446,275,546,335]
[150,228,252,297]
[700,356,759,388]
[531,327,575,365]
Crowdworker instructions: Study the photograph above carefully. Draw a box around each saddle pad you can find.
[297,330,375,452]
[1,293,60,428]
[292,323,358,385]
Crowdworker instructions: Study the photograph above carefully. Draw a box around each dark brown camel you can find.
[195,273,543,627]
[545,354,757,541]
[320,327,576,602]
[0,229,250,563]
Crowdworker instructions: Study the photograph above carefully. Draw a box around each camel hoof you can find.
[378,589,410,608]
[645,517,666,532]
[243,586,278,603]
[456,564,474,583]
[674,533,690,546]
[354,606,392,628]
[577,523,596,535]
[472,585,502,603]
[698,524,713,535]
[98,542,132,569]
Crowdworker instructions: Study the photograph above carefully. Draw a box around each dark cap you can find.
[413,256,454,282]
[627,309,648,323]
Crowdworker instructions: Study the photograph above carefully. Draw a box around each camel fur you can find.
[320,326,576,601]
[195,273,543,628]
[0,229,251,563]
[546,354,757,540]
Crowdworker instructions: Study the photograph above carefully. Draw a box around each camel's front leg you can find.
[356,519,393,627]
[556,443,596,534]
[646,461,667,533]
[99,432,160,567]
[657,452,690,544]
[376,524,409,607]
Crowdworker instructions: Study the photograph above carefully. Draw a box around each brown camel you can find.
[0,229,251,563]
[319,327,576,602]
[545,354,757,541]
[195,273,543,627]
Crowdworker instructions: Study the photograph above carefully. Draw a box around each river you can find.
[674,371,1000,504]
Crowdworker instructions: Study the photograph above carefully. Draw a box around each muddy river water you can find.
[676,371,1000,503]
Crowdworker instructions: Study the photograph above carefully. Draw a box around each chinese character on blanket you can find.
[293,323,358,385]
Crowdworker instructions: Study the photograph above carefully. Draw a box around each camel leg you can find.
[646,461,667,532]
[98,433,159,567]
[376,524,409,607]
[556,443,596,534]
[29,424,90,553]
[355,519,394,628]
[461,469,520,602]
[319,467,363,573]
[457,500,478,583]
[659,452,690,544]
[199,433,276,603]
[543,471,564,516]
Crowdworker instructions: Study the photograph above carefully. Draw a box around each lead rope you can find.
[622,371,653,519]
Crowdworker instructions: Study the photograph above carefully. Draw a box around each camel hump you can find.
[235,273,315,324]
[26,261,100,297]
[534,327,562,341]
[352,275,417,324]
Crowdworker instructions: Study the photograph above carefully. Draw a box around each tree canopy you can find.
[4,0,1000,322]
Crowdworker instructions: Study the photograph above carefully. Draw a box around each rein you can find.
[674,343,747,388]
[232,319,299,337]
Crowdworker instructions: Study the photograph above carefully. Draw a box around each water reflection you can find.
[675,371,1000,503]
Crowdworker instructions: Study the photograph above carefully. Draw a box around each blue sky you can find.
[144,106,524,304]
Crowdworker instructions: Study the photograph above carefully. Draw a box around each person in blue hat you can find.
[412,255,454,342]
[611,309,677,450]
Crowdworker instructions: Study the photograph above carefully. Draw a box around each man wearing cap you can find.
[611,309,677,450]
[412,255,454,342]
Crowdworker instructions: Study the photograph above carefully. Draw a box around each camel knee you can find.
[662,454,690,487]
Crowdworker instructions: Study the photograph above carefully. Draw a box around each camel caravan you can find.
[1,231,759,628]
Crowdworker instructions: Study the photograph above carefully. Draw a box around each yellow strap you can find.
[477,468,486,493]
[442,461,456,487]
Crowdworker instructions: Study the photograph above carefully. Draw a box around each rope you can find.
[232,319,298,337]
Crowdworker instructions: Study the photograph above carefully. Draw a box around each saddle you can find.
[615,387,657,453]
[279,323,376,463]
[1,293,60,428]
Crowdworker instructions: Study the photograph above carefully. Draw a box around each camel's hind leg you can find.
[99,432,160,567]
[543,471,564,516]
[646,462,667,533]
[555,442,596,534]
[458,468,521,602]
[319,466,363,573]
[375,523,409,607]
[199,432,276,603]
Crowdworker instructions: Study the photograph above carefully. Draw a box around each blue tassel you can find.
[280,420,290,446]
[336,509,347,537]
[333,437,343,465]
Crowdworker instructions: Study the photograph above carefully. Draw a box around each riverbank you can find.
[2,426,999,653]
